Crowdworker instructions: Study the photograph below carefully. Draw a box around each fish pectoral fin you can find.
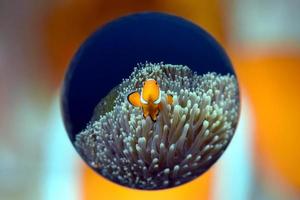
[127,91,142,107]
[143,112,149,119]
[142,107,149,118]
[150,109,160,122]
[167,94,173,104]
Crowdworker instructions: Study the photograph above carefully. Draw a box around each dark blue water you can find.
[61,12,235,141]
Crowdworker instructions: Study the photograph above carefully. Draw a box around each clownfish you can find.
[127,79,173,122]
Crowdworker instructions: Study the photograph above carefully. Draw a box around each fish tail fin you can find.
[127,91,142,107]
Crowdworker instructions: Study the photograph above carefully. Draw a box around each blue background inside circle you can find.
[62,12,235,141]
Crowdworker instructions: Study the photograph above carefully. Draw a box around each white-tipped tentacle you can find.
[75,63,239,190]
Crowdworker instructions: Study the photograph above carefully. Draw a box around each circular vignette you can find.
[61,12,240,190]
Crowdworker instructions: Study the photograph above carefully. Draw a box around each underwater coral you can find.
[75,63,239,189]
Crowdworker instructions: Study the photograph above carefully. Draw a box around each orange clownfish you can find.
[127,79,173,122]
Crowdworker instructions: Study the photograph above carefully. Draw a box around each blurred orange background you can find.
[0,0,299,199]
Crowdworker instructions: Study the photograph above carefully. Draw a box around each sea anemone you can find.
[75,63,239,189]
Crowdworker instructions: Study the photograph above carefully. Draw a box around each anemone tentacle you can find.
[75,63,239,189]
